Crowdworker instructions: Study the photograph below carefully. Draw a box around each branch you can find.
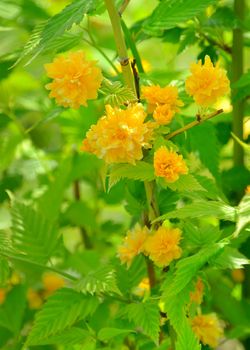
[118,0,131,16]
[166,109,224,140]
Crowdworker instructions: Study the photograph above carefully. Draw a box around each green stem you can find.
[104,0,136,93]
[121,20,144,73]
[2,252,77,281]
[166,109,223,140]
[232,0,245,167]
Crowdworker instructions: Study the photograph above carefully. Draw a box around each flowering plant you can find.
[0,1,250,350]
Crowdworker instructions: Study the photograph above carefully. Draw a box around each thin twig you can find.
[166,109,224,140]
[118,0,131,16]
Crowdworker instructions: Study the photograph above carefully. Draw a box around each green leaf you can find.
[163,243,225,298]
[233,70,250,88]
[143,0,216,35]
[125,300,160,344]
[26,288,99,345]
[183,222,221,248]
[18,0,102,63]
[211,247,249,269]
[0,257,9,286]
[162,282,201,350]
[167,174,206,192]
[109,162,154,190]
[156,200,236,223]
[234,193,250,237]
[38,157,71,222]
[0,285,26,335]
[11,202,58,264]
[28,327,91,346]
[188,122,220,179]
[75,265,121,296]
[100,79,136,107]
[98,328,135,341]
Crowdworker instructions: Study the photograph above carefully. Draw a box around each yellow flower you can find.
[27,288,43,309]
[190,278,204,305]
[44,51,102,109]
[142,85,183,125]
[82,104,154,164]
[134,277,150,297]
[231,269,245,283]
[0,288,6,305]
[42,273,65,297]
[192,313,224,348]
[118,224,149,267]
[154,146,188,182]
[153,104,175,125]
[185,55,230,107]
[144,226,182,267]
[9,272,21,285]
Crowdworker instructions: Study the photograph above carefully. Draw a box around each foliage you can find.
[0,0,250,349]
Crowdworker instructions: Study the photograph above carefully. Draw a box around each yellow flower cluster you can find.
[191,313,224,348]
[82,104,154,164]
[118,224,149,267]
[45,51,102,109]
[144,226,182,267]
[154,146,188,182]
[142,85,183,125]
[190,278,204,305]
[118,224,182,267]
[185,55,230,107]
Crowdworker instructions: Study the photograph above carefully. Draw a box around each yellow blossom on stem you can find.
[44,51,103,109]
[118,224,149,267]
[144,226,182,267]
[42,273,65,297]
[191,313,224,348]
[190,278,204,304]
[142,85,183,125]
[185,55,230,107]
[82,104,154,164]
[154,146,188,182]
[0,288,6,305]
[27,288,43,309]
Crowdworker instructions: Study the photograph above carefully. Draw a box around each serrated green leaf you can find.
[211,247,249,269]
[109,162,154,190]
[125,300,160,344]
[143,0,216,35]
[11,202,58,264]
[156,200,236,223]
[167,174,206,192]
[26,288,99,345]
[100,79,136,106]
[31,327,91,346]
[98,328,135,341]
[162,282,201,350]
[234,193,250,237]
[75,265,121,296]
[183,222,221,248]
[163,243,226,298]
[18,0,102,64]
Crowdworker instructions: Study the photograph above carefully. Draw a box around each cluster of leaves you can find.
[0,0,250,350]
